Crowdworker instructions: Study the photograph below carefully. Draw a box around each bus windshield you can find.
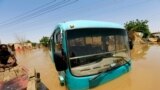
[67,28,130,76]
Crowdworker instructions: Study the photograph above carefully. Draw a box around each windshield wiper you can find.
[90,63,119,81]
[90,56,130,81]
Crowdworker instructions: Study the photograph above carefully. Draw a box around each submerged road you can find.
[16,44,160,90]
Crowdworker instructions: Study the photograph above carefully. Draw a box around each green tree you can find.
[32,42,37,47]
[40,36,49,47]
[25,40,32,43]
[124,19,150,38]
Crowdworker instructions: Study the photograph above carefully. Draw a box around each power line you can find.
[15,0,78,23]
[0,0,57,25]
[0,0,67,26]
[0,0,78,28]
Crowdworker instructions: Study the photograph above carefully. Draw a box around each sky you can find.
[0,0,160,44]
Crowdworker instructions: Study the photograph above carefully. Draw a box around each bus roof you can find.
[58,20,124,31]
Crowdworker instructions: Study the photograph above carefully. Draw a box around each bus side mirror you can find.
[54,53,68,71]
[129,40,133,50]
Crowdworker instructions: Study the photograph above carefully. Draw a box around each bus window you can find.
[67,28,130,76]
[54,31,62,53]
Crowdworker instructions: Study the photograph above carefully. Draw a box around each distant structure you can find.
[149,32,160,42]
[150,32,160,37]
[9,43,32,50]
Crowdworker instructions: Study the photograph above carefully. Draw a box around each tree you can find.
[40,36,49,47]
[25,40,32,43]
[32,42,37,47]
[124,19,150,38]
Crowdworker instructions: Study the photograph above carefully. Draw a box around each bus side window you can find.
[54,31,62,54]
[49,36,54,51]
[53,30,67,71]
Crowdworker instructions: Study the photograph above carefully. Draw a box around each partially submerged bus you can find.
[49,20,132,90]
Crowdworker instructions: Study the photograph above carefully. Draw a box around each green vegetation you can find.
[25,40,32,43]
[124,19,151,38]
[40,36,49,47]
[32,42,37,47]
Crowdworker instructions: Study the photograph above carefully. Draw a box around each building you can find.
[9,43,32,50]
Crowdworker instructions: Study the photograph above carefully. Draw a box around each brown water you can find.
[16,44,160,90]
[16,48,67,90]
[93,44,160,90]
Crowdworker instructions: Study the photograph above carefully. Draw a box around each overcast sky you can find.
[0,0,160,44]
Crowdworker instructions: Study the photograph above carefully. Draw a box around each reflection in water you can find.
[131,44,150,60]
[15,45,160,90]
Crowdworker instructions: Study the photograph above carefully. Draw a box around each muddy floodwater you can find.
[16,44,160,90]
[16,48,67,90]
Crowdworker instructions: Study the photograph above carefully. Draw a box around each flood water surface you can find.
[16,48,67,90]
[16,44,160,90]
[93,44,160,90]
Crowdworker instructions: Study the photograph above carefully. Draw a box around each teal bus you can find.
[49,20,132,90]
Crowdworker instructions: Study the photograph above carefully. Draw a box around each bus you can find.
[49,20,132,90]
